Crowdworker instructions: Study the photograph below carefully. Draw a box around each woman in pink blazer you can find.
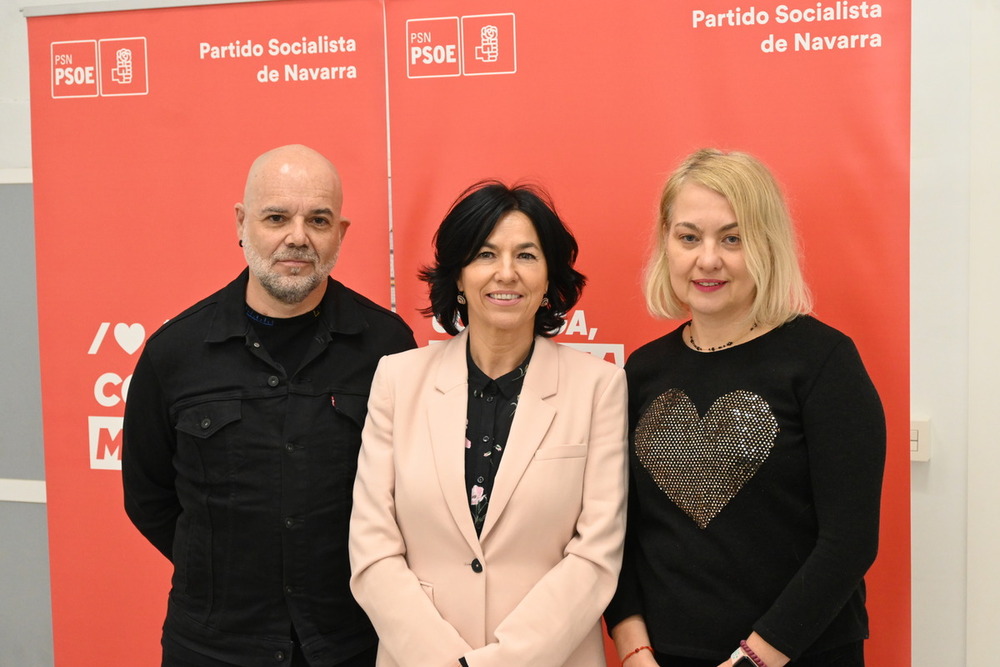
[349,181,628,667]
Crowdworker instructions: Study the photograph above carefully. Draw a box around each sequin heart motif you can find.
[634,389,778,529]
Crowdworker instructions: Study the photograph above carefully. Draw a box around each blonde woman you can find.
[605,150,885,667]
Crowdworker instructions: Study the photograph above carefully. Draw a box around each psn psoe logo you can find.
[407,13,516,79]
[51,37,148,98]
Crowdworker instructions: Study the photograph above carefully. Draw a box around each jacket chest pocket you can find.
[175,399,242,439]
[173,400,243,480]
[328,391,368,432]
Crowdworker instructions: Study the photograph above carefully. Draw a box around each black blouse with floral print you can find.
[464,342,533,536]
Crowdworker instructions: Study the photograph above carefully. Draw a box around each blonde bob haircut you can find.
[644,148,812,327]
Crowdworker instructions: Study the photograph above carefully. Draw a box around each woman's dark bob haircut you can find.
[419,180,586,337]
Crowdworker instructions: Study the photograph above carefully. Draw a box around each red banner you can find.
[28,1,909,665]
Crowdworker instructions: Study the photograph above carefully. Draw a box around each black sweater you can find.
[605,316,885,661]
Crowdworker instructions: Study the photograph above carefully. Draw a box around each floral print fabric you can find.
[464,343,532,535]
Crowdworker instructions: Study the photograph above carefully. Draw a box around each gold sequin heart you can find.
[634,389,778,529]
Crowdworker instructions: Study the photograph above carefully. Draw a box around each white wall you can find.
[909,0,971,663]
[0,2,33,179]
[965,1,1000,662]
[3,0,997,664]
[910,1,1000,665]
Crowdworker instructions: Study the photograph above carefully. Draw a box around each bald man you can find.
[123,145,416,667]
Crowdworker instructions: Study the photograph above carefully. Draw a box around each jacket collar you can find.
[433,329,559,399]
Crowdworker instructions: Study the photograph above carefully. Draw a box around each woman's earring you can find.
[457,292,467,305]
[540,296,550,308]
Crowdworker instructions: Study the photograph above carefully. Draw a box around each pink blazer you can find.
[350,331,628,667]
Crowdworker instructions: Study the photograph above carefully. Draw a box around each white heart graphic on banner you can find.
[114,323,145,354]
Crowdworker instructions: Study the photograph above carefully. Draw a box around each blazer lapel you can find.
[479,337,559,541]
[428,331,484,555]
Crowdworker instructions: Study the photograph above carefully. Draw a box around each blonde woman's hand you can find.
[624,650,661,666]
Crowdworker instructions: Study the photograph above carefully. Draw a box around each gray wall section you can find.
[0,184,45,478]
[0,182,55,666]
[0,503,54,666]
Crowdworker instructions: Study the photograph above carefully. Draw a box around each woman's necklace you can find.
[688,322,758,352]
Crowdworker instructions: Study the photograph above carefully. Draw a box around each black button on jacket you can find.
[122,270,415,667]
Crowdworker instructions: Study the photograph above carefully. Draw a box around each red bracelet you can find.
[621,645,653,664]
[739,640,768,667]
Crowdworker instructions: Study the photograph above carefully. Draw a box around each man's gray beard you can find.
[244,241,337,305]
[258,270,325,304]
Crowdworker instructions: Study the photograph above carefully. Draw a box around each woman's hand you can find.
[624,650,660,667]
[611,615,661,666]
[714,632,790,667]
[619,644,659,666]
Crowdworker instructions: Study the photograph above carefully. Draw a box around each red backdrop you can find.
[28,1,909,664]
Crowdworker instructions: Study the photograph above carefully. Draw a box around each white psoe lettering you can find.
[54,66,95,85]
[409,44,458,65]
